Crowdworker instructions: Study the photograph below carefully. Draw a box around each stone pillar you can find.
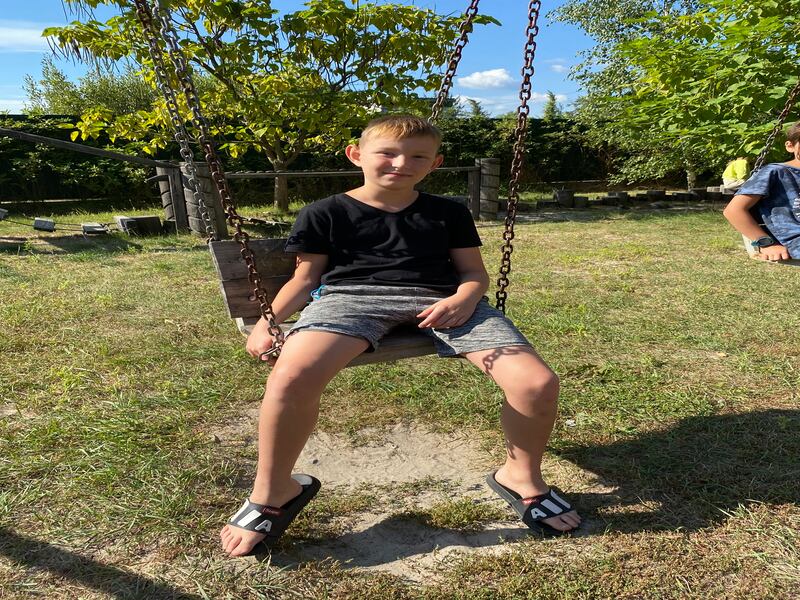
[478,158,500,221]
[179,162,229,239]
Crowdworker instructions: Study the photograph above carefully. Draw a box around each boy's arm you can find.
[417,247,489,329]
[246,252,328,358]
[722,194,790,260]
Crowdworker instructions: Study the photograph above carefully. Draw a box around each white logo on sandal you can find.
[529,507,549,519]
[254,519,273,533]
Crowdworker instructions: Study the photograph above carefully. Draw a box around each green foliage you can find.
[45,0,497,207]
[0,116,150,201]
[24,57,157,116]
[541,91,563,122]
[551,1,709,184]
[553,0,800,184]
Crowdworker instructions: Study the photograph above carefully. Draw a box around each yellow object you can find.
[723,158,748,181]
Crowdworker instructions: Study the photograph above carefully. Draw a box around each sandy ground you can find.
[214,408,616,584]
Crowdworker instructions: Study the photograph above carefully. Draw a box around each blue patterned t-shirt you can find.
[738,163,800,257]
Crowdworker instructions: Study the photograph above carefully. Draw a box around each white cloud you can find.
[457,68,515,90]
[543,59,570,74]
[0,99,27,113]
[0,21,52,53]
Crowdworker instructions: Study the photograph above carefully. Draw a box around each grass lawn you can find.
[1,202,798,599]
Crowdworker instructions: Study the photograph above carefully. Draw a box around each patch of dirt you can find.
[212,408,617,584]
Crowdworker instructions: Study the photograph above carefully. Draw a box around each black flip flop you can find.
[228,473,321,556]
[486,471,578,537]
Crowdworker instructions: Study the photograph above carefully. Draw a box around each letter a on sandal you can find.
[486,471,577,537]
[228,474,321,556]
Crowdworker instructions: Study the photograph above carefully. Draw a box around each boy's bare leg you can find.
[463,346,581,532]
[221,330,370,556]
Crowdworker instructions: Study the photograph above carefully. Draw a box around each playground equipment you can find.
[132,0,542,364]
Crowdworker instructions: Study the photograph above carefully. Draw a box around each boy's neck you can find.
[785,158,800,168]
[345,184,420,212]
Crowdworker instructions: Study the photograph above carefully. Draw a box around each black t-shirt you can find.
[284,192,482,293]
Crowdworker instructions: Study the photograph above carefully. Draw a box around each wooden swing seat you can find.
[208,239,438,366]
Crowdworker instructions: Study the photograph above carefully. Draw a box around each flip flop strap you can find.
[228,499,285,534]
[512,489,572,522]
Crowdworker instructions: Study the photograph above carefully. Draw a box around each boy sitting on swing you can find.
[724,122,800,261]
[220,114,581,557]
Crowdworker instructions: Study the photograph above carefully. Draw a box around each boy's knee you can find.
[265,363,318,397]
[514,370,559,408]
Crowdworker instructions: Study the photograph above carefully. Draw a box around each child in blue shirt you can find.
[723,122,800,261]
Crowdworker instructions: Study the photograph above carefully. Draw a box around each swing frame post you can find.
[478,158,501,220]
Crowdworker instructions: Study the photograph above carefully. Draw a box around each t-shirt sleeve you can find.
[284,203,332,254]
[737,167,773,197]
[446,201,482,248]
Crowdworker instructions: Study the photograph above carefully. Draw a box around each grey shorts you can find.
[288,285,531,357]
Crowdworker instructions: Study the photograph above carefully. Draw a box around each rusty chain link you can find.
[132,0,215,240]
[752,77,800,173]
[495,1,541,313]
[135,0,285,356]
[429,0,481,123]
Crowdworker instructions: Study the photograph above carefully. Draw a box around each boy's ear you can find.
[345,144,361,165]
[431,154,444,170]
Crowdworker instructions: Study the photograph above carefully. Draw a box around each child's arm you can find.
[246,252,328,359]
[417,247,489,329]
[723,194,791,261]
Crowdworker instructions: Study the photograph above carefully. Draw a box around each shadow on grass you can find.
[555,408,800,533]
[0,234,144,255]
[267,515,530,570]
[0,527,202,599]
[261,410,799,571]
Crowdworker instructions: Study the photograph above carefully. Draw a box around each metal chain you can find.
[429,0,481,123]
[138,0,285,355]
[752,77,800,173]
[495,0,541,313]
[132,0,216,240]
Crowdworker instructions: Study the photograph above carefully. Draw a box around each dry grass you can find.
[1,204,799,598]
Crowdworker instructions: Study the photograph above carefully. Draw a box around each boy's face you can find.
[346,135,444,191]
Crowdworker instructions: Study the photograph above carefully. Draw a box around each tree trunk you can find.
[686,169,697,191]
[273,161,289,211]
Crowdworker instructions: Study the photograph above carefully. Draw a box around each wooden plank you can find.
[209,239,295,318]
[224,166,480,179]
[238,321,436,366]
[209,239,294,281]
[218,276,292,318]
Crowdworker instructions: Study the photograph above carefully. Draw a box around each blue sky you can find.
[0,0,592,115]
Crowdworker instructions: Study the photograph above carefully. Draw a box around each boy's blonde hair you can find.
[787,122,800,145]
[359,114,442,147]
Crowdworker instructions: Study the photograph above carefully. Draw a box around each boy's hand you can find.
[246,320,281,365]
[417,296,478,329]
[757,244,791,261]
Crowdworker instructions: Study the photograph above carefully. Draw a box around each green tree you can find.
[24,57,158,115]
[541,91,563,122]
[613,0,800,174]
[45,0,496,209]
[551,0,707,186]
